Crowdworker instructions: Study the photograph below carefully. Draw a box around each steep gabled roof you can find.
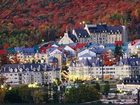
[68,33,78,43]
[74,28,90,37]
[49,48,62,55]
[79,53,96,58]
[64,45,76,52]
[75,43,87,50]
[0,49,7,55]
[90,48,105,54]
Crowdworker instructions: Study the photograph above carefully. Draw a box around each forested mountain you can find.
[0,0,140,48]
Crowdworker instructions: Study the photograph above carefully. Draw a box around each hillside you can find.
[0,0,140,48]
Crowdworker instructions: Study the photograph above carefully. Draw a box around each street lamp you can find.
[28,82,39,88]
[1,85,4,89]
[82,21,85,24]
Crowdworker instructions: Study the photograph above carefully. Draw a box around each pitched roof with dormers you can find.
[68,33,78,43]
[87,24,123,34]
[0,64,60,73]
[74,28,90,38]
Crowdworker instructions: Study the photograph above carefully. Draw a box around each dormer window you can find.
[3,67,6,72]
[19,68,23,72]
[37,68,40,71]
[26,68,29,71]
[33,68,36,71]
[14,68,18,72]
[10,68,13,72]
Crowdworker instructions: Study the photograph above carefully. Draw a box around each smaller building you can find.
[78,49,96,60]
[128,39,140,57]
[59,32,78,45]
[117,76,140,92]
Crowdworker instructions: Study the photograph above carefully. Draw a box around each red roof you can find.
[75,43,87,50]
[67,45,76,51]
[131,39,140,46]
[115,41,123,46]
[0,50,7,55]
[39,44,52,53]
[40,47,47,53]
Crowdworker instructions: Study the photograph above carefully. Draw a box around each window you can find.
[110,68,114,70]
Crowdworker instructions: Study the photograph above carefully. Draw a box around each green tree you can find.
[32,90,44,104]
[18,85,33,103]
[94,82,100,92]
[114,45,123,60]
[102,81,110,98]
[52,78,62,103]
[65,84,100,103]
[4,88,22,103]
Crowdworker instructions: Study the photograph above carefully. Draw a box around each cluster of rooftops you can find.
[0,23,125,55]
[1,57,140,73]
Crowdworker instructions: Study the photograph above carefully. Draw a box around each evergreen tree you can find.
[94,82,100,92]
[114,45,123,60]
